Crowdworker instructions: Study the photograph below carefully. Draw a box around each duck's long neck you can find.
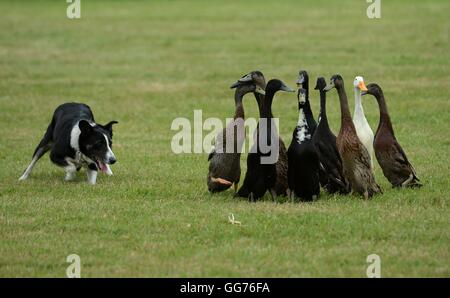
[337,85,353,127]
[302,78,314,119]
[254,92,264,117]
[319,90,328,123]
[303,77,309,101]
[259,88,276,147]
[233,89,245,120]
[353,88,365,119]
[374,91,394,133]
[261,90,274,119]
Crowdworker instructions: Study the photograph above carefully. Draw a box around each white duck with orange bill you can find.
[353,76,374,169]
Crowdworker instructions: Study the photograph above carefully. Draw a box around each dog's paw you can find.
[64,173,76,181]
[18,175,28,181]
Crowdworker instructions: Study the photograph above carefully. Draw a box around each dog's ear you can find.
[78,120,93,134]
[103,121,118,133]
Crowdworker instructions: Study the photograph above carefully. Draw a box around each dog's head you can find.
[78,120,118,172]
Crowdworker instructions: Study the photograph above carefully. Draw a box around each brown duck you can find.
[207,73,265,193]
[324,75,381,199]
[362,83,421,188]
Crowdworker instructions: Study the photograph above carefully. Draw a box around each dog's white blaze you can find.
[70,124,81,151]
[103,133,115,161]
[70,121,96,151]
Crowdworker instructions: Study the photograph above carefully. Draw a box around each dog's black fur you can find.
[19,102,118,184]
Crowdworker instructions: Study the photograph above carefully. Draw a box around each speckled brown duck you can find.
[206,72,266,192]
[207,77,265,193]
[362,83,421,188]
[324,75,381,199]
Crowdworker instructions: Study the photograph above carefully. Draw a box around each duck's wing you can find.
[208,127,228,160]
[355,142,373,169]
[357,142,383,195]
[316,140,344,176]
[312,138,348,191]
[275,138,289,195]
[391,140,418,178]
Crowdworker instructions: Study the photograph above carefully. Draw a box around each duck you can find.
[232,70,267,112]
[287,88,320,201]
[312,77,350,194]
[207,76,265,193]
[252,72,288,197]
[273,135,289,197]
[324,74,381,199]
[353,76,374,169]
[296,70,317,134]
[362,83,422,188]
[236,79,294,201]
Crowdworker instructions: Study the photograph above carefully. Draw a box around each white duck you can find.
[353,76,374,169]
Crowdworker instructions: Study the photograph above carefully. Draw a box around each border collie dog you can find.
[19,103,118,184]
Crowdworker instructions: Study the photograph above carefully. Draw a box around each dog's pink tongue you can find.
[98,162,108,173]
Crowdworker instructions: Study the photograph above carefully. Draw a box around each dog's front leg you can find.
[64,162,77,181]
[86,169,97,185]
[86,164,98,185]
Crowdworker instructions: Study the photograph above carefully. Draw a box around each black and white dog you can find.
[19,103,118,184]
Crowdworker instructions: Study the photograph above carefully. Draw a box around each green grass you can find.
[0,0,449,277]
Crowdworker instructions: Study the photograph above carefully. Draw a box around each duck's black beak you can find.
[323,83,334,92]
[281,84,295,93]
[230,81,241,89]
[361,90,368,96]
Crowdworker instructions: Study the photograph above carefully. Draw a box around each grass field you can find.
[0,0,449,277]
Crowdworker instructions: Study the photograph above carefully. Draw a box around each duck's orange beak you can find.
[358,81,368,91]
